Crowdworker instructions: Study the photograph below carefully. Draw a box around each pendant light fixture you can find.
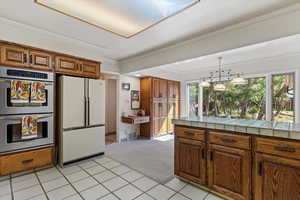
[213,57,226,91]
[199,56,246,91]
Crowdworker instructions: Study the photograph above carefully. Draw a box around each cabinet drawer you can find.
[0,147,52,175]
[175,126,205,141]
[209,131,251,150]
[255,137,300,160]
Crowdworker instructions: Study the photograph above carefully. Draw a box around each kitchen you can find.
[1,1,300,200]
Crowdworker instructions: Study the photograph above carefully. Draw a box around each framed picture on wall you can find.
[122,83,130,90]
[131,90,140,110]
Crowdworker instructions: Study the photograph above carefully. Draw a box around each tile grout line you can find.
[33,172,50,200]
[55,165,86,200]
[9,175,14,200]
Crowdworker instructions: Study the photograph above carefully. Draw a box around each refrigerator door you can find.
[61,76,85,129]
[62,126,105,164]
[89,79,105,126]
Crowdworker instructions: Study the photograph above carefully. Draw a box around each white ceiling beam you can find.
[120,3,300,73]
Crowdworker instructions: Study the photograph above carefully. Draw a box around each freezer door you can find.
[62,126,105,164]
[61,76,85,129]
[89,79,105,126]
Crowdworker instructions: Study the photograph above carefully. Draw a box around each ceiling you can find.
[0,0,298,61]
[35,0,198,38]
[129,34,300,81]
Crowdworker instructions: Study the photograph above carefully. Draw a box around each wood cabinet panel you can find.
[176,137,206,185]
[29,50,53,71]
[209,131,251,150]
[55,56,79,74]
[0,44,29,67]
[255,137,300,160]
[0,147,53,175]
[152,78,160,99]
[175,126,205,141]
[208,144,251,200]
[254,153,300,200]
[80,60,100,78]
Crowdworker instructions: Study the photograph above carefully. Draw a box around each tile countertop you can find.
[172,116,300,141]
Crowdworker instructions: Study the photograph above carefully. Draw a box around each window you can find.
[202,77,266,120]
[188,83,199,117]
[272,73,295,122]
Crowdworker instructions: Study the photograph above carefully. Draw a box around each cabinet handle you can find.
[274,146,296,153]
[210,151,213,161]
[258,162,263,176]
[23,54,27,63]
[220,137,236,143]
[184,131,195,137]
[22,159,34,164]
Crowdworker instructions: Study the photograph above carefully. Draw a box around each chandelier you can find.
[199,57,246,91]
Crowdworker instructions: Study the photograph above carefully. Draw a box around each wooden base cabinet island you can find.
[173,117,300,200]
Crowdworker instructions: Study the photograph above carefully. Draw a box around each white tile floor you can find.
[0,156,225,200]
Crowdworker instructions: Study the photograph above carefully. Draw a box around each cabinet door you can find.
[208,144,251,200]
[56,56,79,75]
[159,117,168,136]
[153,119,161,138]
[0,45,29,67]
[80,60,100,78]
[254,153,300,200]
[29,50,53,71]
[174,81,180,100]
[152,78,160,99]
[176,137,206,185]
[159,79,168,98]
[168,81,175,99]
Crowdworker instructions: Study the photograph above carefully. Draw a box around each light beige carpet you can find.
[106,135,174,184]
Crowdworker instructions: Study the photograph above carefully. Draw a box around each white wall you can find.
[120,4,300,73]
[117,75,140,141]
[0,17,119,73]
[105,79,117,134]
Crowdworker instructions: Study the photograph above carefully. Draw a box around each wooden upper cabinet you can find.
[55,56,80,75]
[29,50,53,71]
[168,81,180,100]
[254,153,300,200]
[0,44,29,68]
[160,79,168,98]
[208,144,251,200]
[176,137,206,185]
[80,60,100,78]
[152,78,160,98]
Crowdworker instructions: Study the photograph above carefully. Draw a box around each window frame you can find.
[186,70,299,122]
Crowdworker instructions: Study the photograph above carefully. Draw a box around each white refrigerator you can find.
[58,75,105,165]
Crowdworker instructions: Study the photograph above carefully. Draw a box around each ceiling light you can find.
[199,57,245,91]
[135,74,142,77]
[199,81,210,87]
[231,77,247,85]
[35,0,199,38]
[214,83,226,92]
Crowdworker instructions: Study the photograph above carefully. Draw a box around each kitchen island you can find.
[173,117,300,200]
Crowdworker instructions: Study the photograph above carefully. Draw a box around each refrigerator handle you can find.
[84,97,87,127]
[87,96,90,126]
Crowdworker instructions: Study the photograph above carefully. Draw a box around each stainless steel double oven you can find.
[0,66,54,153]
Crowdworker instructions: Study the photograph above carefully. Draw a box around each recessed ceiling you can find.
[35,0,198,38]
[0,0,299,60]
[129,34,300,81]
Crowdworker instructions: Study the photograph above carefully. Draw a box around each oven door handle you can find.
[0,115,52,121]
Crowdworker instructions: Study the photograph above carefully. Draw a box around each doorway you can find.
[105,78,117,144]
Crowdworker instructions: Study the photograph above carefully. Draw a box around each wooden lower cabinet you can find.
[254,153,300,200]
[175,137,206,185]
[0,147,53,175]
[208,144,251,200]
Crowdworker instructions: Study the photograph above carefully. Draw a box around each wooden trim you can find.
[34,0,200,38]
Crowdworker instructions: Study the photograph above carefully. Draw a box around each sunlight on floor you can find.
[154,134,174,142]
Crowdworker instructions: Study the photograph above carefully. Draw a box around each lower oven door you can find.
[0,78,53,115]
[0,114,54,153]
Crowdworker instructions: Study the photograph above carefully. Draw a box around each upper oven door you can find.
[0,78,53,115]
